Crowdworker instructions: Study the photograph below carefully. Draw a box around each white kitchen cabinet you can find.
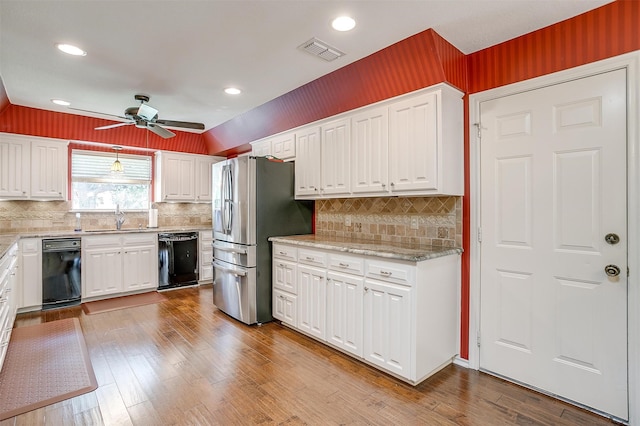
[30,138,68,200]
[199,230,213,282]
[155,151,223,203]
[0,133,68,200]
[251,139,272,157]
[82,234,157,300]
[388,85,463,196]
[272,240,460,385]
[271,132,296,160]
[351,106,389,195]
[122,234,157,292]
[272,244,299,326]
[321,118,351,196]
[273,288,297,327]
[0,136,29,199]
[297,264,327,340]
[363,277,411,377]
[326,270,363,357]
[0,243,19,372]
[18,238,41,311]
[294,126,321,197]
[194,156,218,202]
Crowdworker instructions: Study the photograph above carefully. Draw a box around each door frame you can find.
[469,51,640,422]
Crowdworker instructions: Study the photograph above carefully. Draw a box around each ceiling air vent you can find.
[298,37,344,62]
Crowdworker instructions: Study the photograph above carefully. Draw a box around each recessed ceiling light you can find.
[331,16,356,32]
[51,99,70,106]
[56,43,87,56]
[224,87,241,95]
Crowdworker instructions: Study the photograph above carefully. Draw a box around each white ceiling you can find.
[0,0,613,133]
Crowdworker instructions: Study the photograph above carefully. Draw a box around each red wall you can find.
[0,104,207,154]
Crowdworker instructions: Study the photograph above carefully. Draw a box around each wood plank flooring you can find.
[1,286,619,425]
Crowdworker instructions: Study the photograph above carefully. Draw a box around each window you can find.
[71,149,152,210]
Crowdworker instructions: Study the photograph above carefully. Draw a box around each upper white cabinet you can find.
[155,151,223,203]
[321,118,351,196]
[294,126,322,197]
[351,106,389,195]
[388,86,463,196]
[0,133,67,200]
[30,139,68,199]
[292,83,463,199]
[251,131,296,160]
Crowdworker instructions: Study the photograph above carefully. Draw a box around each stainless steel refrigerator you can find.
[212,156,313,324]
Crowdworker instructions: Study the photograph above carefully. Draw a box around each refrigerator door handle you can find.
[213,261,247,277]
[212,243,247,255]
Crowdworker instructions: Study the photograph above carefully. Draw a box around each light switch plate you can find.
[410,216,419,230]
[345,215,351,227]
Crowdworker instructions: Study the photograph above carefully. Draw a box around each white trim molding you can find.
[468,50,640,424]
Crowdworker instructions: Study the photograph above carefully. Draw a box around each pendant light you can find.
[111,146,124,172]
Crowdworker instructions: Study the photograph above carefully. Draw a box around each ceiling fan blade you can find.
[95,122,134,130]
[69,107,128,120]
[154,119,205,130]
[147,123,175,139]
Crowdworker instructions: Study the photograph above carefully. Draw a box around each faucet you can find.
[115,206,126,230]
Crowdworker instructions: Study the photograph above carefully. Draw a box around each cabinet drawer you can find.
[273,244,297,261]
[82,235,122,249]
[328,253,364,275]
[122,233,156,246]
[298,248,326,267]
[365,259,413,286]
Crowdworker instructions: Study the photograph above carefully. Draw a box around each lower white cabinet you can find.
[272,241,460,385]
[82,234,158,300]
[0,243,19,372]
[18,238,41,311]
[199,230,213,282]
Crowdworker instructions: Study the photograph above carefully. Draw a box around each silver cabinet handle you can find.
[279,251,287,255]
[364,287,369,292]
[305,256,314,261]
[338,262,349,268]
[380,271,393,277]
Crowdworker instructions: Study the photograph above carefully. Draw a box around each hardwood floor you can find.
[1,285,618,425]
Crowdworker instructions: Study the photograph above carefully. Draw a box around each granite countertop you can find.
[0,227,212,259]
[269,234,462,262]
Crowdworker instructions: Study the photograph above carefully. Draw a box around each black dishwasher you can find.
[42,238,82,310]
[158,232,199,290]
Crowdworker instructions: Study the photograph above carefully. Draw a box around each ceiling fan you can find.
[71,94,205,139]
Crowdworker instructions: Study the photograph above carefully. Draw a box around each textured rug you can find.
[0,318,97,421]
[82,291,167,315]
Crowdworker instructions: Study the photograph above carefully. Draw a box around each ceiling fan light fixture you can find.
[56,43,87,56]
[51,99,70,106]
[224,87,241,95]
[111,147,124,173]
[331,16,356,32]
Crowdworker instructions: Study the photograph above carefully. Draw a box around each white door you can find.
[479,69,627,419]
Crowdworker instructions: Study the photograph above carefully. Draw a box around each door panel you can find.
[480,69,628,419]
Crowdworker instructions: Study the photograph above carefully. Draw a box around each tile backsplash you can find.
[0,200,212,233]
[315,196,462,247]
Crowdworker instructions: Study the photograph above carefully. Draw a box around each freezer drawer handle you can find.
[213,244,247,255]
[214,262,247,277]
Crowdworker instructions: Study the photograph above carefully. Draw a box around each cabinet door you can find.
[388,91,439,193]
[163,155,195,201]
[363,279,411,378]
[19,238,41,309]
[194,157,215,202]
[273,288,296,327]
[82,248,122,298]
[272,132,296,160]
[297,265,326,340]
[122,245,156,291]
[351,106,389,194]
[251,139,272,157]
[0,138,29,199]
[294,126,321,197]
[199,230,213,281]
[273,259,297,293]
[30,139,67,199]
[321,118,350,195]
[326,271,363,357]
